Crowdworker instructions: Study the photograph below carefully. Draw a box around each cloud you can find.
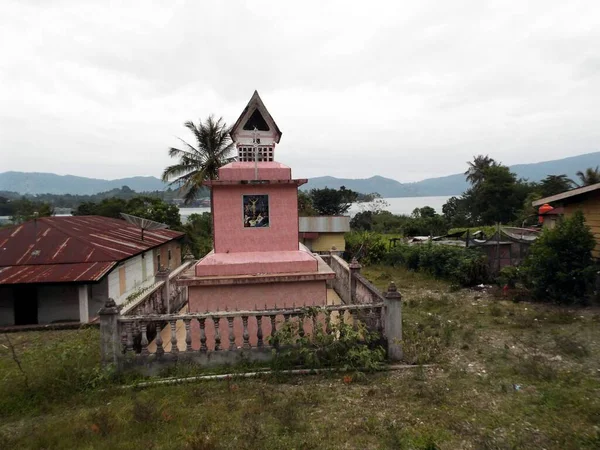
[1,0,599,184]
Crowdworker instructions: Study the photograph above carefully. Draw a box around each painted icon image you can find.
[243,195,269,228]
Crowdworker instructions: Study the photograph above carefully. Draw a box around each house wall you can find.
[108,243,182,305]
[37,285,79,324]
[563,191,600,258]
[303,233,346,253]
[89,279,108,319]
[0,287,15,326]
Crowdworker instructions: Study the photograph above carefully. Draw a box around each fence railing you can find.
[119,260,194,316]
[99,281,402,375]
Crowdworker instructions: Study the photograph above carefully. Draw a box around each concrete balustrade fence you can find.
[99,281,403,375]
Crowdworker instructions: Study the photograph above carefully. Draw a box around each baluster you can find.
[184,318,192,352]
[213,317,221,351]
[312,314,318,338]
[155,321,164,356]
[298,314,305,339]
[270,314,278,348]
[325,310,332,335]
[125,321,134,353]
[170,320,178,353]
[283,313,290,323]
[376,306,384,335]
[140,322,149,356]
[256,315,264,348]
[228,317,236,350]
[199,318,207,352]
[242,316,251,349]
[351,309,359,331]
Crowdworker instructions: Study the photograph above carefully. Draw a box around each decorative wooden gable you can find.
[230,91,282,150]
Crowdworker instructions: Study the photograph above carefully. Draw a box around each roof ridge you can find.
[38,216,118,260]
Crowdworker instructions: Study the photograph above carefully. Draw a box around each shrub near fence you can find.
[384,243,489,287]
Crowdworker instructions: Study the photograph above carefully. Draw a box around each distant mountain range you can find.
[1,152,598,197]
[302,152,600,197]
[0,172,166,195]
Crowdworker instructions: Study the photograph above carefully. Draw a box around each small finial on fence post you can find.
[384,281,403,361]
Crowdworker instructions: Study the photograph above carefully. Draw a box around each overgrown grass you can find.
[1,266,600,449]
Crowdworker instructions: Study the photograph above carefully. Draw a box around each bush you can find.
[384,243,489,286]
[344,231,387,265]
[520,211,597,304]
[498,265,520,288]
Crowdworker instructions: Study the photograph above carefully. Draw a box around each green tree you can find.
[183,212,213,258]
[575,166,600,187]
[308,186,358,215]
[297,191,316,216]
[162,116,236,204]
[125,197,182,229]
[442,196,471,228]
[464,155,497,186]
[411,206,437,219]
[539,174,574,197]
[521,211,596,304]
[467,165,533,225]
[10,199,54,224]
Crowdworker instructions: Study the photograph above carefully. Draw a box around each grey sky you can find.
[1,0,599,183]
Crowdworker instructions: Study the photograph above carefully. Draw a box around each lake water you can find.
[0,196,453,225]
[179,195,452,222]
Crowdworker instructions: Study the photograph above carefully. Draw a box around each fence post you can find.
[384,281,403,361]
[155,268,172,313]
[99,298,120,367]
[349,258,362,304]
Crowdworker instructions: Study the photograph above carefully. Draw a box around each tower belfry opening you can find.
[243,109,270,131]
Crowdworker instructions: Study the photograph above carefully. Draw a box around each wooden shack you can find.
[533,183,600,259]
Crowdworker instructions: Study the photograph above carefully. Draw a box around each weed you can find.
[553,334,590,359]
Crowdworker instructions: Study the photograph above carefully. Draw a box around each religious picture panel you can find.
[243,195,269,228]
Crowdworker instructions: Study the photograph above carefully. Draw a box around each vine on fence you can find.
[268,307,385,372]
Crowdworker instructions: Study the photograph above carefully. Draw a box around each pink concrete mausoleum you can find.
[185,92,334,324]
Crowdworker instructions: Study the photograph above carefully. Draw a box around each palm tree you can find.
[575,166,600,187]
[162,116,236,204]
[464,155,497,186]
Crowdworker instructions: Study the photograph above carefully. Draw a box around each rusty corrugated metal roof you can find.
[0,216,184,284]
[0,262,116,284]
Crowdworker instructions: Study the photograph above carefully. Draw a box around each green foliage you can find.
[306,186,358,216]
[498,265,521,288]
[75,196,182,229]
[268,307,385,371]
[521,211,597,304]
[575,166,600,187]
[297,191,316,216]
[162,115,236,204]
[447,226,497,239]
[183,213,213,258]
[539,174,575,197]
[384,243,489,286]
[344,231,387,265]
[351,207,448,237]
[1,197,54,223]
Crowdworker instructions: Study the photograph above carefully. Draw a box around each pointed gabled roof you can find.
[230,91,282,143]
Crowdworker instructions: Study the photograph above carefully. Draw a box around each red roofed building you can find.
[0,216,184,326]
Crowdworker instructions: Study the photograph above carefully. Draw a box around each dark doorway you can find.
[14,286,38,325]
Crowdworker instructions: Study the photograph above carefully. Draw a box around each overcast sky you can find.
[1,0,599,183]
